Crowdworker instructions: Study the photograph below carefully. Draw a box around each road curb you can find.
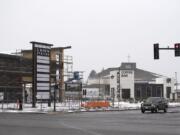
[0,106,179,114]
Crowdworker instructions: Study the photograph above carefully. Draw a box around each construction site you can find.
[0,44,83,106]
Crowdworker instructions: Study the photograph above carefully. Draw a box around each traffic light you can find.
[154,43,159,59]
[174,43,180,56]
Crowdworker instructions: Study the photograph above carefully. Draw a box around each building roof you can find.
[0,53,21,60]
[88,62,164,82]
[97,67,119,77]
[134,68,163,82]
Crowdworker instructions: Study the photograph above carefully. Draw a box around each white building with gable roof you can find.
[83,63,176,101]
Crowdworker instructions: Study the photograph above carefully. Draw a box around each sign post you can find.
[31,41,53,107]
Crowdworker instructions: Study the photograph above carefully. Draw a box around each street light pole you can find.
[175,72,178,92]
[99,74,101,99]
[54,84,57,112]
[118,65,121,109]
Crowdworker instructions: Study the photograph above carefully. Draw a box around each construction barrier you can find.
[81,101,110,109]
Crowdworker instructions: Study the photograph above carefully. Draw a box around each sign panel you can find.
[31,42,52,101]
[117,72,120,99]
[36,92,50,99]
[65,83,82,92]
[121,70,133,78]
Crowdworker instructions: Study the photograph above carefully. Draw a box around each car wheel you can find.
[141,109,145,113]
[164,108,167,113]
[155,107,158,113]
[151,109,154,113]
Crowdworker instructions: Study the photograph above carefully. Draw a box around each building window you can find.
[135,87,141,99]
[166,87,171,98]
[105,85,110,96]
[105,89,110,96]
[122,89,130,99]
[111,88,115,98]
[156,86,163,97]
[141,85,146,98]
[147,86,151,97]
[166,78,171,83]
[117,72,120,83]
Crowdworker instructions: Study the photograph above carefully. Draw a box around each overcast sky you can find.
[0,0,180,80]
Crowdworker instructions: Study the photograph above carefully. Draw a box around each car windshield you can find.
[146,97,161,103]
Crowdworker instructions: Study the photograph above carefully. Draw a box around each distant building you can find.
[84,63,176,101]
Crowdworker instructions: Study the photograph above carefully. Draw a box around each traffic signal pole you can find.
[153,43,180,59]
[159,47,174,50]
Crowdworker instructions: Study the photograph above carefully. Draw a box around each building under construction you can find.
[0,47,73,103]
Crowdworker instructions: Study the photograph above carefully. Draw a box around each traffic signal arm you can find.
[153,43,180,59]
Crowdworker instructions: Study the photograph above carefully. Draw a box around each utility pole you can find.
[99,74,101,99]
[54,84,58,112]
[175,72,178,92]
[118,65,121,108]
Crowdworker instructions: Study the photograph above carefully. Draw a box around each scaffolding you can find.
[55,51,73,102]
[55,54,73,81]
[64,55,73,81]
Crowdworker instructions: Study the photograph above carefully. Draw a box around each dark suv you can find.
[141,97,168,113]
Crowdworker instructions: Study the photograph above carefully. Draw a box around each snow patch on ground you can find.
[0,101,180,113]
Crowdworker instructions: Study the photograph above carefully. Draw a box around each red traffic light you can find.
[175,44,180,48]
[174,43,180,56]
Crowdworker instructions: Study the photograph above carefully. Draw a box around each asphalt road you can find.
[0,108,180,135]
